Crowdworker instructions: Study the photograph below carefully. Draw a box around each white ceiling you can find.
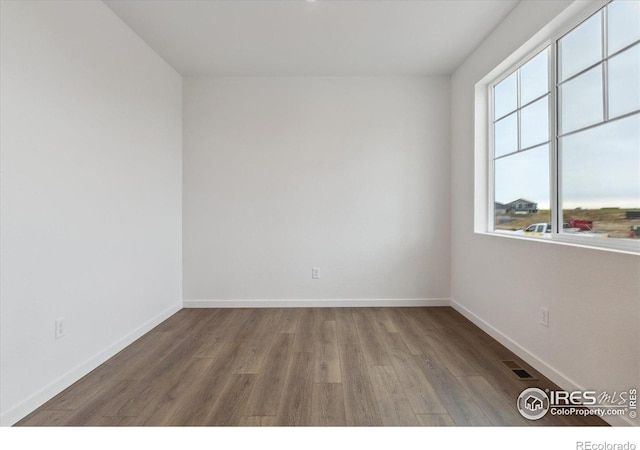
[104,0,519,76]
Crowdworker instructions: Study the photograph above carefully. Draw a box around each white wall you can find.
[451,0,639,426]
[0,1,182,425]
[183,77,450,305]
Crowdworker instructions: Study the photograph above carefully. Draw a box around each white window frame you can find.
[476,0,640,255]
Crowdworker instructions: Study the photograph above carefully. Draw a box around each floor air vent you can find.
[512,369,535,379]
[501,360,538,380]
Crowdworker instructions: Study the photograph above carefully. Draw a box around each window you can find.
[489,0,640,253]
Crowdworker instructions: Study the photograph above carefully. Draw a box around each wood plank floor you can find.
[16,307,607,426]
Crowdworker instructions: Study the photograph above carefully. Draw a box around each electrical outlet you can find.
[312,267,320,279]
[541,307,549,327]
[55,318,65,339]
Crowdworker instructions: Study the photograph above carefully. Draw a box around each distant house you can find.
[626,211,640,220]
[495,202,507,215]
[505,198,538,215]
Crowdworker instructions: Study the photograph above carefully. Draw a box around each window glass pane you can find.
[521,96,549,149]
[494,72,517,119]
[494,145,550,232]
[608,44,640,118]
[608,0,640,55]
[494,113,518,157]
[559,64,603,134]
[520,48,549,105]
[559,11,603,81]
[560,115,640,239]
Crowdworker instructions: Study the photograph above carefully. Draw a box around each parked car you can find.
[520,222,551,236]
[515,222,609,238]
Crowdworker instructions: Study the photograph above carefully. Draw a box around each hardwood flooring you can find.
[16,307,607,426]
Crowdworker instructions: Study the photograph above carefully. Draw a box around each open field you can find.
[496,209,640,239]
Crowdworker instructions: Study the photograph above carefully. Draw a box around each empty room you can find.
[1,0,639,446]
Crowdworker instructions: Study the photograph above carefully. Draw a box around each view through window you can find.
[492,0,640,244]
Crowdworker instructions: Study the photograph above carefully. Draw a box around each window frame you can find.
[483,0,640,255]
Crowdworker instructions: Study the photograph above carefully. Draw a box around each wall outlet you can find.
[55,317,66,339]
[541,307,549,327]
[312,267,320,279]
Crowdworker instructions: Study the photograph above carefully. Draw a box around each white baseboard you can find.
[1,302,182,427]
[183,298,451,308]
[450,299,635,427]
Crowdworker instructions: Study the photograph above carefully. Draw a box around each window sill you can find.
[476,230,640,256]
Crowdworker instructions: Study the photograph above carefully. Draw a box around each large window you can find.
[490,0,640,252]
